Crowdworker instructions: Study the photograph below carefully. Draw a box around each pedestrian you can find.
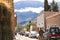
[39,28,44,40]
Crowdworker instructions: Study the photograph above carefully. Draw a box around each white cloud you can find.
[14,7,44,13]
[14,0,44,3]
[14,0,60,3]
[48,0,60,2]
[14,0,21,3]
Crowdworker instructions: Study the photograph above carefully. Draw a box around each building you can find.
[0,0,16,40]
[44,0,60,28]
[37,12,60,29]
[30,24,38,32]
[45,12,60,28]
[37,11,45,29]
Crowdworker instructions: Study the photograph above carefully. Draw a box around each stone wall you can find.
[0,0,16,40]
[45,12,60,28]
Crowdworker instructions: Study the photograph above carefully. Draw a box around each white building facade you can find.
[37,13,45,28]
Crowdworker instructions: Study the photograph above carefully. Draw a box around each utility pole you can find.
[44,0,48,31]
[44,12,46,31]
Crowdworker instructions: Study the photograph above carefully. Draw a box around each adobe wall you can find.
[45,12,60,28]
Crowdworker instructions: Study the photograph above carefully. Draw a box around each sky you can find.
[14,0,60,14]
[14,0,44,3]
[14,0,44,13]
[15,7,44,13]
[14,0,60,24]
[14,0,44,23]
[14,0,60,3]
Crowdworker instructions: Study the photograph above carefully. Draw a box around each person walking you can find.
[39,28,44,40]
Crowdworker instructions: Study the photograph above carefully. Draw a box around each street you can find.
[14,33,38,40]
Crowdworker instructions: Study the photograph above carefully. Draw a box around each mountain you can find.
[14,1,44,9]
[18,21,28,25]
[15,12,38,25]
[14,1,44,25]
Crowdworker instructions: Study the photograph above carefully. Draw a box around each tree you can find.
[25,21,36,31]
[25,24,30,31]
[44,0,58,12]
[53,3,58,12]
[44,0,49,11]
[51,0,59,12]
[16,25,23,32]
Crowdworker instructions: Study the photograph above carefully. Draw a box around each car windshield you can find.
[51,28,59,32]
[50,27,60,33]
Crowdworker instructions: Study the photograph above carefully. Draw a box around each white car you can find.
[43,29,49,40]
[29,31,39,38]
[25,31,29,36]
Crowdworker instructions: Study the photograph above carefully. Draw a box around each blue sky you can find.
[14,0,60,24]
[14,1,44,13]
[14,0,44,3]
[14,0,44,24]
[14,0,60,14]
[14,0,60,3]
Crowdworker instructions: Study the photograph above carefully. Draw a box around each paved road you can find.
[14,33,38,40]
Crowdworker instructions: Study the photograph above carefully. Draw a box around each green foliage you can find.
[30,21,36,25]
[52,3,58,12]
[48,5,51,11]
[25,21,36,31]
[51,0,58,12]
[44,0,49,11]
[44,0,59,12]
[16,25,23,32]
[25,24,30,31]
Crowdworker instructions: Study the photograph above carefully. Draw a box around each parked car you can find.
[18,31,25,36]
[29,31,39,38]
[43,29,49,40]
[48,27,60,40]
[25,31,29,36]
